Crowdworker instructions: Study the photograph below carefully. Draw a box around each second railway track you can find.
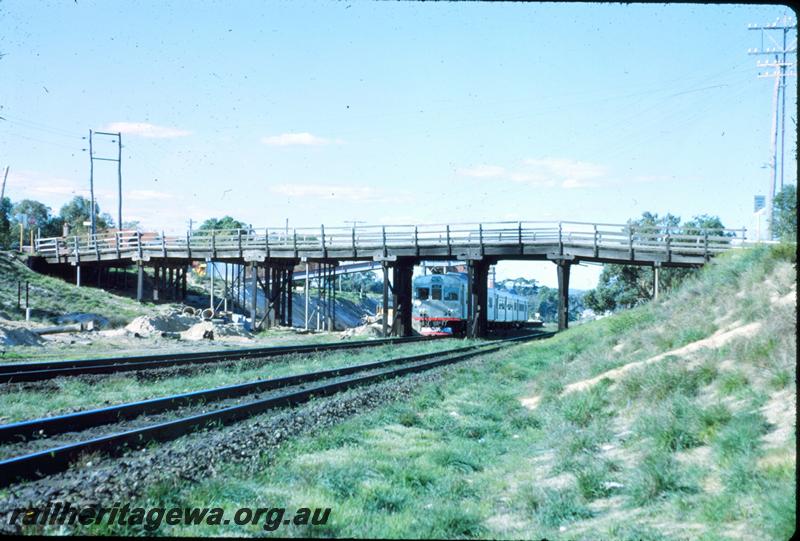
[0,335,438,383]
[0,332,554,487]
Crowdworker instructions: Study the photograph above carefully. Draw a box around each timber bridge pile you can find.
[32,220,745,334]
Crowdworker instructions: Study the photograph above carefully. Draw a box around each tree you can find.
[531,287,583,323]
[0,197,12,248]
[58,196,109,235]
[584,212,729,313]
[11,199,63,237]
[682,214,733,237]
[338,271,379,294]
[772,184,797,242]
[198,216,247,231]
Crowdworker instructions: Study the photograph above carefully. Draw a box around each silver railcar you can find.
[411,272,529,335]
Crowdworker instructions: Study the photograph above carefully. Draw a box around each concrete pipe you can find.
[182,306,196,316]
[201,308,214,321]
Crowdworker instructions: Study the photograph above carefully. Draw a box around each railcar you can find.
[411,272,529,336]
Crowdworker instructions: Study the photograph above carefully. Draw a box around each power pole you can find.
[88,129,95,235]
[0,166,8,201]
[749,16,797,239]
[85,130,124,234]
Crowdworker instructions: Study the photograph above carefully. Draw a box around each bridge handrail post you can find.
[294,228,298,255]
[137,231,143,260]
[238,229,243,258]
[55,238,60,260]
[115,231,121,259]
[446,225,451,256]
[558,222,563,255]
[212,230,217,258]
[186,230,192,259]
[382,226,387,257]
[351,226,357,254]
[593,224,599,257]
[73,235,80,262]
[414,226,419,255]
[703,229,709,261]
[162,231,167,257]
[628,224,634,259]
[321,224,327,257]
[665,230,672,262]
[518,221,522,250]
[265,228,270,257]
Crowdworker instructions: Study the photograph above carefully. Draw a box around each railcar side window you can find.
[416,287,429,300]
[444,289,458,301]
[488,297,493,308]
[432,284,442,300]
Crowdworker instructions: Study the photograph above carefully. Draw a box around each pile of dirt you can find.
[125,314,198,337]
[340,322,384,339]
[0,320,43,346]
[180,321,252,342]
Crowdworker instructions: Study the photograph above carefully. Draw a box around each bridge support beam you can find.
[287,268,293,328]
[382,263,389,337]
[168,267,175,300]
[467,259,489,338]
[152,266,160,301]
[653,263,660,300]
[391,260,414,337]
[556,260,572,331]
[136,263,144,302]
[250,262,257,330]
[181,266,187,300]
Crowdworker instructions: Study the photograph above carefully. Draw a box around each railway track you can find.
[0,335,438,383]
[0,331,554,487]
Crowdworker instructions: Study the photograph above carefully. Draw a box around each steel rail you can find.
[0,336,436,383]
[0,332,553,487]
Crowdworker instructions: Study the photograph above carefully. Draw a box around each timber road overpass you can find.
[33,220,745,335]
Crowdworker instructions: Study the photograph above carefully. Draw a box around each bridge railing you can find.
[33,221,746,261]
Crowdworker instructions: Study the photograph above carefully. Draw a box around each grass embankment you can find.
[0,252,152,327]
[0,338,479,425]
[73,245,798,538]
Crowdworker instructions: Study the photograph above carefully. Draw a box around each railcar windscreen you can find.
[416,287,430,300]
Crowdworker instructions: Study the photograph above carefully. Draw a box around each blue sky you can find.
[1,1,796,287]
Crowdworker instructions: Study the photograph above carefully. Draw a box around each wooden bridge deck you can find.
[34,220,746,268]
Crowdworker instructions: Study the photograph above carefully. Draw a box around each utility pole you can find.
[748,16,797,239]
[0,166,8,201]
[88,129,95,235]
[85,130,124,234]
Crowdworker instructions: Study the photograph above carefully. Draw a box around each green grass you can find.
[0,252,153,327]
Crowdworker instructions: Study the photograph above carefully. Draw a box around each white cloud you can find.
[105,122,191,138]
[261,132,341,146]
[521,158,607,189]
[458,157,609,189]
[5,170,87,203]
[458,165,506,178]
